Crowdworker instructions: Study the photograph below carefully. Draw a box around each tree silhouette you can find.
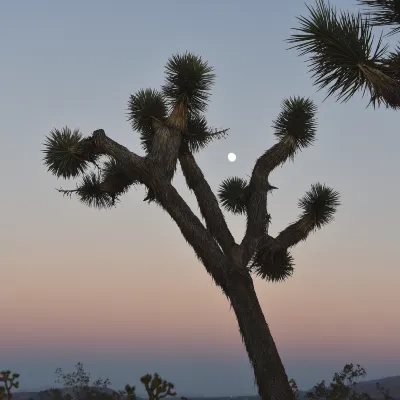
[0,370,20,400]
[42,52,340,399]
[139,373,176,400]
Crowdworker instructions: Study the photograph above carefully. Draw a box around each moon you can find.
[228,152,236,162]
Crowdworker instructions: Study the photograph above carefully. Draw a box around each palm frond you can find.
[43,127,97,179]
[251,242,295,283]
[358,0,400,35]
[127,88,167,153]
[273,97,317,158]
[162,52,215,116]
[288,0,398,107]
[185,114,229,153]
[218,177,248,215]
[298,183,340,230]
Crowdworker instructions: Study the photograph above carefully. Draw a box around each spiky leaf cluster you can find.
[127,89,167,153]
[288,0,397,107]
[127,88,227,154]
[273,96,317,157]
[43,127,97,179]
[358,0,400,35]
[251,243,295,283]
[162,52,215,115]
[73,172,114,209]
[102,158,135,196]
[298,183,340,230]
[218,177,248,215]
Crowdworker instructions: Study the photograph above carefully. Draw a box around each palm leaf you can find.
[162,52,215,116]
[358,0,400,35]
[43,127,97,179]
[218,177,248,215]
[273,97,317,159]
[251,242,295,283]
[288,0,398,107]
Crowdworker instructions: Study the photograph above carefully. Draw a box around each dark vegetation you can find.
[1,363,398,400]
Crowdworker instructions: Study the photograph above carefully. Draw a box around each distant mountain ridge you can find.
[12,375,400,400]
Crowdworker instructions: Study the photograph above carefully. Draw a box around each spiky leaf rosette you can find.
[298,183,340,230]
[101,158,137,197]
[73,172,114,209]
[358,0,400,35]
[273,97,317,158]
[43,127,97,179]
[162,52,215,116]
[127,88,167,153]
[251,242,295,282]
[288,0,398,107]
[218,177,248,215]
[184,114,229,152]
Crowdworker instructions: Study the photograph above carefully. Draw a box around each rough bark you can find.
[225,271,295,400]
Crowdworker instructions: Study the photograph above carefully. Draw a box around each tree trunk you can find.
[225,273,294,400]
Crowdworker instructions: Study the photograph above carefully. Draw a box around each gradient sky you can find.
[1,0,399,397]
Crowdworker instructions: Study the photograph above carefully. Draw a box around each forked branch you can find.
[179,146,236,254]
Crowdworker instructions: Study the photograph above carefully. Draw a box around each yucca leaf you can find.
[74,172,114,209]
[43,127,97,179]
[273,97,317,157]
[185,114,229,153]
[358,0,400,35]
[288,0,397,106]
[298,183,340,230]
[251,243,295,283]
[218,177,248,215]
[127,88,167,152]
[101,158,136,196]
[162,52,215,115]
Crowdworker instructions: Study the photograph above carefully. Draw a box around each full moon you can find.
[228,152,236,162]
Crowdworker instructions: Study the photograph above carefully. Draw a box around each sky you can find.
[1,0,399,397]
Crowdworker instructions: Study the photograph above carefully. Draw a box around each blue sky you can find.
[1,0,399,397]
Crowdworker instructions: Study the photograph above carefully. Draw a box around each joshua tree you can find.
[0,370,20,400]
[288,0,400,108]
[42,52,340,399]
[139,373,176,400]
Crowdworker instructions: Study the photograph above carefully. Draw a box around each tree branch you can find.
[179,146,236,254]
[149,175,228,287]
[89,129,149,181]
[274,219,312,250]
[240,141,291,265]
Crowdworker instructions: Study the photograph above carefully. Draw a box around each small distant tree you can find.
[289,378,301,399]
[123,385,136,400]
[305,363,394,400]
[53,362,112,400]
[139,373,176,400]
[0,370,20,400]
